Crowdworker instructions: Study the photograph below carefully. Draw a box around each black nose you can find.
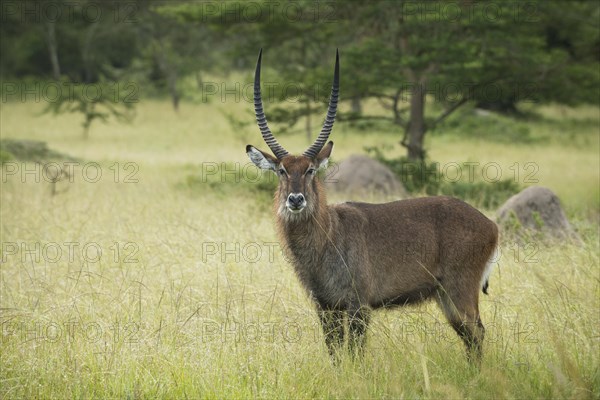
[288,193,305,208]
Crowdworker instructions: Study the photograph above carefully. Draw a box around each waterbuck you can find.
[246,49,499,363]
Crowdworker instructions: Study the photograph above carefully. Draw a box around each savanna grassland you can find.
[1,96,599,398]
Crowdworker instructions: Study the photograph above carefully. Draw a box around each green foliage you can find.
[184,162,278,199]
[366,147,522,209]
[0,148,14,164]
[531,211,545,229]
[2,0,598,158]
[433,107,536,144]
[503,210,524,232]
[43,80,135,138]
[365,146,442,193]
[1,1,140,80]
[0,139,77,162]
[499,210,547,244]
[438,178,522,209]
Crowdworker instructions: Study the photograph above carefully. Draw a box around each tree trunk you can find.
[45,21,61,80]
[155,48,179,112]
[82,22,99,83]
[351,96,362,114]
[405,83,426,161]
[82,102,95,139]
[195,71,203,89]
[305,100,311,142]
[167,70,179,111]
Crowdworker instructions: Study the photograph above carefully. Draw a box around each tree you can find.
[44,80,135,139]
[4,0,597,148]
[338,0,599,160]
[136,2,220,112]
[37,0,140,137]
[172,0,344,142]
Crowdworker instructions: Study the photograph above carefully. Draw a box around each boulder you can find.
[497,186,578,241]
[325,154,407,198]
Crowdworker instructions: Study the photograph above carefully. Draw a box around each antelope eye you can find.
[307,168,316,175]
[278,168,286,176]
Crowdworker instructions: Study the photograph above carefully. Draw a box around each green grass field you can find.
[1,98,599,398]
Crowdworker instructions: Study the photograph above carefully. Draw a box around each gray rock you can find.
[325,154,408,198]
[497,186,579,241]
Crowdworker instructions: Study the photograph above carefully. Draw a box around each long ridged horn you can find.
[303,49,339,159]
[254,49,289,159]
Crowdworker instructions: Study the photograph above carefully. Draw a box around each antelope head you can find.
[246,49,339,219]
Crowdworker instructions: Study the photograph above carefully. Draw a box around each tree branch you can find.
[391,88,407,127]
[336,113,394,123]
[429,97,469,131]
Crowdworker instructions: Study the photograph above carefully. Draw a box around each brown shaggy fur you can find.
[248,142,499,362]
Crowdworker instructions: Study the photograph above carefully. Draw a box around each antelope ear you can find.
[246,145,278,171]
[315,141,333,170]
